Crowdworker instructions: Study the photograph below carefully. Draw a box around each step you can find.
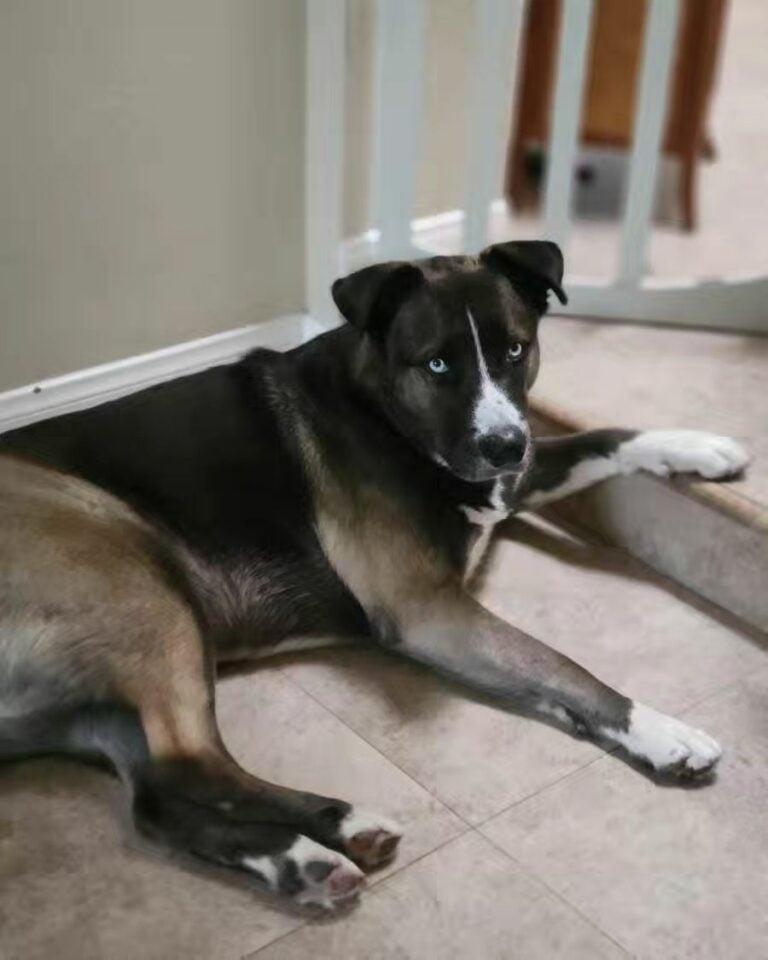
[529,316,768,633]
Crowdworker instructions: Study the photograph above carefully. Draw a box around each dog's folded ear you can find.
[332,261,423,334]
[480,241,567,314]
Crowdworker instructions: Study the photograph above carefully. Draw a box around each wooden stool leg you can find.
[680,154,698,232]
[506,139,528,212]
[701,132,717,161]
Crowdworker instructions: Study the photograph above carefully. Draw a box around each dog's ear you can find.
[480,241,567,314]
[332,261,423,334]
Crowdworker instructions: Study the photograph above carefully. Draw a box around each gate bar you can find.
[463,0,524,253]
[618,0,681,284]
[371,0,428,259]
[543,0,594,252]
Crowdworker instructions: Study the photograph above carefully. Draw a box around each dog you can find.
[0,242,749,907]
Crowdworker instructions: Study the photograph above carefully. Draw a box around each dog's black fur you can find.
[2,350,372,651]
[1,245,562,653]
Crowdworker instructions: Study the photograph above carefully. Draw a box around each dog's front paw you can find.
[618,430,749,480]
[607,703,722,779]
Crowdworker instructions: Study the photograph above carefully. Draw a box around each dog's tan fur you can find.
[0,452,374,870]
[0,453,215,755]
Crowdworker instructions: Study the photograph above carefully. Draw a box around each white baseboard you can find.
[0,312,314,433]
[301,314,334,340]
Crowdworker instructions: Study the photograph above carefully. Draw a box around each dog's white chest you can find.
[459,480,509,581]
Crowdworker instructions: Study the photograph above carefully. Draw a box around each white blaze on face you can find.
[466,308,525,437]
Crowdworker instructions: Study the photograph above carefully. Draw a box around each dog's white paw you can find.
[243,834,365,908]
[618,430,749,480]
[607,702,722,777]
[339,809,403,869]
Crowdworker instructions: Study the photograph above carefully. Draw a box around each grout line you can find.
[468,665,758,840]
[237,651,756,959]
[478,828,635,957]
[674,669,754,721]
[241,829,473,960]
[355,825,474,893]
[246,610,760,959]
[240,922,306,960]
[275,657,652,831]
[471,666,757,832]
[473,749,610,828]
[271,615,757,834]
[275,663,472,828]
[358,827,474,894]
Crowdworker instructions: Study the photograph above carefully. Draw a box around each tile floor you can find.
[1,514,766,960]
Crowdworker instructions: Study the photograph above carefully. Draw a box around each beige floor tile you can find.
[0,761,301,960]
[216,668,465,877]
[0,669,461,960]
[481,669,768,960]
[480,515,768,715]
[249,831,628,960]
[282,646,601,825]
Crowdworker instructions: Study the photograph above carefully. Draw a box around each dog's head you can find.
[332,241,566,482]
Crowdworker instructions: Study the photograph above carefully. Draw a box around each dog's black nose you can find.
[478,429,528,469]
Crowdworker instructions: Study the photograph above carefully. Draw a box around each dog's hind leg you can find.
[0,708,124,764]
[7,609,399,906]
[0,457,400,903]
[521,429,749,508]
[0,698,372,906]
[112,634,403,905]
[2,615,396,905]
[0,713,76,763]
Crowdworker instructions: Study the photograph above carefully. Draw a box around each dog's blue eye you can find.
[427,357,449,375]
[508,342,524,362]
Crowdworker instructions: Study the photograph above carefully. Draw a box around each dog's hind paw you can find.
[339,809,403,870]
[243,834,365,908]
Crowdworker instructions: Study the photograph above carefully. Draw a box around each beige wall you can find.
[0,0,305,390]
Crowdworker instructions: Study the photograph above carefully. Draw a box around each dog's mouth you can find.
[455,462,529,483]
[436,441,533,484]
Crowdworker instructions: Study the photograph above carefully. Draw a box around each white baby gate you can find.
[305,0,768,334]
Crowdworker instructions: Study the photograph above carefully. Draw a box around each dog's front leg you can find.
[520,429,748,508]
[393,590,721,779]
